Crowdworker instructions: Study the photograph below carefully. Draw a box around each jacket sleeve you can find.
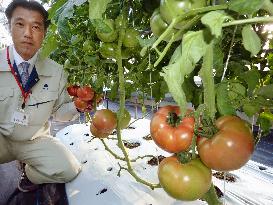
[51,69,79,122]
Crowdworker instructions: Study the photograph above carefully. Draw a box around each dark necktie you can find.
[20,62,30,87]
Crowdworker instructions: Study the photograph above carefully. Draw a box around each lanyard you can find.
[6,46,30,109]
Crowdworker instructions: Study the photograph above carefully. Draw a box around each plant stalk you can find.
[202,184,222,205]
[223,16,273,27]
[115,22,160,189]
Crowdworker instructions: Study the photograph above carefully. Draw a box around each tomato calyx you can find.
[167,112,181,127]
[196,118,219,139]
[176,151,192,164]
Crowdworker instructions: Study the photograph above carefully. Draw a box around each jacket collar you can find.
[0,46,54,77]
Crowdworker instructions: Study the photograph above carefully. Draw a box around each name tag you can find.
[11,111,29,126]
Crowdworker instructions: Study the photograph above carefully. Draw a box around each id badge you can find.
[11,111,29,126]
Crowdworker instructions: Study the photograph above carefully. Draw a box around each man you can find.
[0,0,81,192]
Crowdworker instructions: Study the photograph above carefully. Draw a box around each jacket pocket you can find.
[0,87,15,123]
[28,91,58,107]
[27,91,59,125]
[0,87,14,101]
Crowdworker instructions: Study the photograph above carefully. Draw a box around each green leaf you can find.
[256,84,273,98]
[260,111,273,121]
[161,31,208,115]
[242,25,261,56]
[243,102,260,117]
[213,41,224,77]
[58,0,87,22]
[216,83,236,115]
[48,0,67,20]
[169,44,182,64]
[88,0,111,20]
[257,116,272,134]
[91,19,112,33]
[199,43,216,119]
[40,32,58,59]
[240,69,260,94]
[201,11,233,38]
[228,0,265,15]
[228,82,246,101]
[137,36,157,47]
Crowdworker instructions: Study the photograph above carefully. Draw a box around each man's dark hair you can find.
[5,0,50,29]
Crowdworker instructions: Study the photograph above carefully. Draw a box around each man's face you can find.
[10,6,46,60]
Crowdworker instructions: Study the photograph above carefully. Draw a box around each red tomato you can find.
[90,124,111,138]
[77,86,95,101]
[92,109,117,133]
[197,115,255,171]
[150,105,194,153]
[74,97,88,110]
[158,156,212,201]
[67,85,79,97]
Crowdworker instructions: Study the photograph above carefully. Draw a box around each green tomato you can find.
[150,9,182,42]
[115,15,127,29]
[160,0,206,29]
[99,42,117,59]
[122,28,140,48]
[158,156,212,201]
[83,40,94,52]
[118,109,131,129]
[96,19,118,43]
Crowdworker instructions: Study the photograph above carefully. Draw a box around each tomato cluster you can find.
[97,16,140,59]
[67,85,103,112]
[150,105,255,201]
[150,0,206,41]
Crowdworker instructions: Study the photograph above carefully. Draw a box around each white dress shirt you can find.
[12,45,38,76]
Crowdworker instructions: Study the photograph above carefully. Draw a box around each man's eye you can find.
[16,22,24,26]
[32,25,41,31]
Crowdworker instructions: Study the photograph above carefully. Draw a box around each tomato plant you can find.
[92,109,117,133]
[160,0,206,29]
[158,156,212,201]
[197,116,255,171]
[96,19,118,43]
[43,0,273,201]
[77,86,95,101]
[150,105,194,153]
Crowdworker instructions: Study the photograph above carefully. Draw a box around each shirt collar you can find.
[12,45,38,71]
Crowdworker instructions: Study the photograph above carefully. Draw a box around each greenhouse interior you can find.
[0,0,272,204]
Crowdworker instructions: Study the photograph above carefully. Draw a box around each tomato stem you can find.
[167,112,181,127]
[113,13,160,189]
[202,184,222,205]
[222,16,273,27]
[153,15,201,67]
[177,152,191,164]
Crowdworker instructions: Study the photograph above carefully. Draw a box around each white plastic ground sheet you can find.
[56,108,273,205]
